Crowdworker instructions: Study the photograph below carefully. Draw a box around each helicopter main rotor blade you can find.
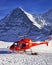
[17,35,27,38]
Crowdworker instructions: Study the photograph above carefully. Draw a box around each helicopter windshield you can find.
[14,43,17,45]
[14,42,19,46]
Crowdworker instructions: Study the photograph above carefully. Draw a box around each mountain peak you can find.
[43,9,52,15]
[14,7,25,12]
[5,7,26,20]
[11,7,26,14]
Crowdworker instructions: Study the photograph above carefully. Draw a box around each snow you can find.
[0,40,52,65]
[0,53,52,65]
[0,41,13,48]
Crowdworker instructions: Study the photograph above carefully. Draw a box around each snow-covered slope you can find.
[0,52,52,65]
[0,7,42,42]
[0,7,52,42]
[0,41,13,48]
[33,14,47,29]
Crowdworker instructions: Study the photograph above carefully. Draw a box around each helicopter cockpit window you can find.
[14,42,19,46]
[14,43,17,46]
[21,42,26,49]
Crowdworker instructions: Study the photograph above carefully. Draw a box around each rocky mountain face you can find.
[0,7,52,42]
[33,9,52,35]
[42,9,52,35]
[0,8,42,42]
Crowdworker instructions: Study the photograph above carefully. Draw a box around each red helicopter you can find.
[10,36,50,54]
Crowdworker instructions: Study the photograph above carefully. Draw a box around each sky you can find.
[0,0,52,19]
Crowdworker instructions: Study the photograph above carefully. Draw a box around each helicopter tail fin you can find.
[45,36,51,46]
[45,42,48,46]
[45,39,49,46]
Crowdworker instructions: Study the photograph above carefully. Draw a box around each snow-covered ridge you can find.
[23,11,41,29]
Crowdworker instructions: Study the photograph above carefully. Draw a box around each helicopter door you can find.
[21,43,26,49]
